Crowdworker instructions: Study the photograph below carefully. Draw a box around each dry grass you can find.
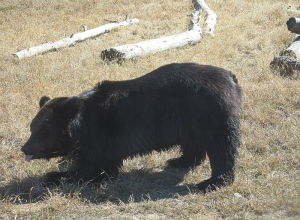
[1,0,300,219]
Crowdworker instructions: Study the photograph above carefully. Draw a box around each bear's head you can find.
[21,96,82,161]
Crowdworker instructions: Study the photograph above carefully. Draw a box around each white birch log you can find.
[13,19,139,59]
[287,17,300,34]
[101,30,202,61]
[101,0,216,62]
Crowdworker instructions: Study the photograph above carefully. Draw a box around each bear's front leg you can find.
[67,159,123,183]
[73,159,123,183]
[43,169,100,186]
[44,160,123,185]
[44,171,69,185]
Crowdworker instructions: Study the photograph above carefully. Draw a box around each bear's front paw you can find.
[196,176,232,193]
[196,180,218,193]
[44,172,67,186]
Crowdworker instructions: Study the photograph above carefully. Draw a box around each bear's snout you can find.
[21,138,36,155]
[21,144,35,162]
[21,145,31,155]
[21,135,40,155]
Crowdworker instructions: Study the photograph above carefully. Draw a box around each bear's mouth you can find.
[24,155,34,162]
[23,151,63,162]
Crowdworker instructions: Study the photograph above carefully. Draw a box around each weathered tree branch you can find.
[194,0,217,35]
[101,0,217,62]
[13,19,139,59]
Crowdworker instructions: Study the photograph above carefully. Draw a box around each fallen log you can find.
[101,0,217,62]
[287,17,300,34]
[102,9,202,61]
[270,16,300,76]
[271,36,300,76]
[279,35,300,60]
[13,18,139,59]
[270,55,300,76]
[101,30,202,61]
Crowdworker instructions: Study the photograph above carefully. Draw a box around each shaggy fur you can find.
[21,63,242,192]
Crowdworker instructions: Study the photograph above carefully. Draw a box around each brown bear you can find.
[21,63,242,192]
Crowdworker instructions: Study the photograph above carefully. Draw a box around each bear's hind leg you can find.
[167,142,206,169]
[197,123,240,192]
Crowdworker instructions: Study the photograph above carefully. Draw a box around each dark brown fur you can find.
[21,63,242,192]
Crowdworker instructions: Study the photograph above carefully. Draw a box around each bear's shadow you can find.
[0,168,196,204]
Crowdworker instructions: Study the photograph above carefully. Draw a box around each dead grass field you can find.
[0,0,300,219]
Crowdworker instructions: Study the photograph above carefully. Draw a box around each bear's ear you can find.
[39,96,51,108]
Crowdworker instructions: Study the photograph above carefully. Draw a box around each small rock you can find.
[234,192,243,198]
